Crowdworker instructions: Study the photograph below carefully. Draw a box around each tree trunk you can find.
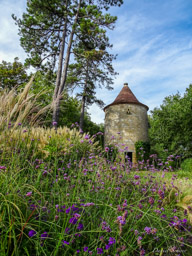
[52,1,68,127]
[79,60,89,132]
[52,0,82,126]
[80,94,86,132]
[53,20,67,101]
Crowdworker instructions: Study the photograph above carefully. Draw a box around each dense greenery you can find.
[149,84,192,160]
[135,141,150,162]
[0,57,30,90]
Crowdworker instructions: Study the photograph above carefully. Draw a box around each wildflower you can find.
[77,223,84,230]
[137,236,142,247]
[84,247,88,252]
[134,175,140,180]
[140,248,145,256]
[97,248,103,254]
[69,217,77,224]
[108,237,116,245]
[134,230,139,235]
[62,240,69,247]
[28,230,36,237]
[52,121,57,126]
[26,191,32,197]
[83,202,95,207]
[41,232,49,239]
[144,227,151,234]
[105,147,109,152]
[84,134,90,140]
[0,166,6,170]
[148,197,154,205]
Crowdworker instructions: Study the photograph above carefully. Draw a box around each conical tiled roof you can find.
[104,83,148,111]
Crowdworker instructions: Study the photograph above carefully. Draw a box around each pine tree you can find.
[13,0,123,126]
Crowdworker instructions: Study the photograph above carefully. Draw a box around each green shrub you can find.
[135,141,150,161]
[181,158,192,172]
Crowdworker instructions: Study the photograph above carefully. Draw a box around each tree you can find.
[149,84,192,159]
[12,0,123,126]
[0,57,30,90]
[66,20,117,131]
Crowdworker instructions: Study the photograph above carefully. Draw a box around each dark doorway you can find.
[125,152,132,163]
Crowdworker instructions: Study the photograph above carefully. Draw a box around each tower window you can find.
[127,108,131,115]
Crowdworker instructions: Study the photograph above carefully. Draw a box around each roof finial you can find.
[124,82,128,87]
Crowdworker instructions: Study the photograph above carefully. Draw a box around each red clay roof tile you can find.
[104,83,148,111]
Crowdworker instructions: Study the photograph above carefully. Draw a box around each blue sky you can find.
[0,0,192,123]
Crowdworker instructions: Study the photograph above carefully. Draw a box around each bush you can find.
[181,158,192,173]
[135,141,150,162]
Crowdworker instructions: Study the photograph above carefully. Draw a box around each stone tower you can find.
[104,83,149,163]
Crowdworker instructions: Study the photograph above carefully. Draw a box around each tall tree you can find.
[12,0,123,126]
[0,57,30,90]
[67,26,117,131]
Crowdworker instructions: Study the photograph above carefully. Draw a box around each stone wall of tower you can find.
[104,103,148,163]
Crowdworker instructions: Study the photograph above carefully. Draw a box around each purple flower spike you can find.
[28,230,36,238]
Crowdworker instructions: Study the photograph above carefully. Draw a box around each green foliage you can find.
[149,84,192,159]
[135,141,150,161]
[0,57,30,90]
[181,158,192,173]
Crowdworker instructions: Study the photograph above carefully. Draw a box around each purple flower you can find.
[106,244,111,250]
[84,246,89,252]
[62,240,69,247]
[148,197,154,205]
[105,147,109,152]
[97,248,103,254]
[69,217,77,224]
[52,121,57,126]
[77,223,84,230]
[144,227,151,234]
[28,230,36,238]
[41,232,49,239]
[26,191,32,197]
[108,237,116,245]
[84,134,90,140]
[134,175,140,180]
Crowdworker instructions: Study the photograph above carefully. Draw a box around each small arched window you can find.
[127,108,131,115]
